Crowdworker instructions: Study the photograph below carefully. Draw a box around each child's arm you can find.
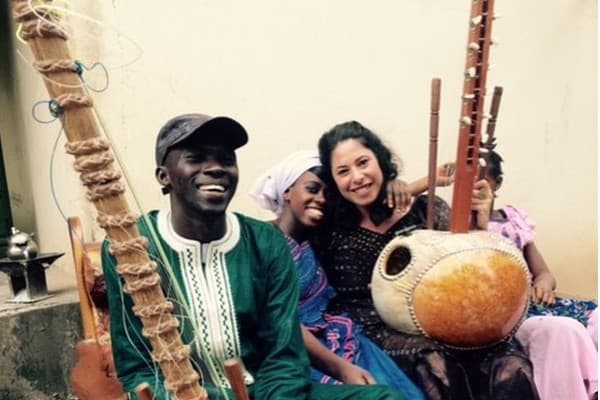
[524,242,557,305]
[385,162,456,210]
[407,162,456,196]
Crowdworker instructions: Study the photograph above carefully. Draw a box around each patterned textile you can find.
[293,239,336,330]
[321,196,539,400]
[528,297,598,326]
[286,234,425,399]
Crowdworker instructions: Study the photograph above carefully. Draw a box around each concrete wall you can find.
[1,1,597,299]
[0,302,80,400]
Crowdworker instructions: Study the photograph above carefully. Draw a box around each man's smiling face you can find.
[161,141,239,217]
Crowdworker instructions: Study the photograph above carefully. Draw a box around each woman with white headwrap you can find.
[250,150,425,399]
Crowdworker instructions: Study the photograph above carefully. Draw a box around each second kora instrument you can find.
[371,230,531,348]
[370,0,531,348]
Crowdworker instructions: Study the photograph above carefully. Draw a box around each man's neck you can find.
[170,208,227,243]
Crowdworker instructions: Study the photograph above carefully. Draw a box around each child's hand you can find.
[532,275,556,305]
[436,162,456,187]
[471,179,493,229]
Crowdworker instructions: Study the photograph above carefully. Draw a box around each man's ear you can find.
[155,166,170,187]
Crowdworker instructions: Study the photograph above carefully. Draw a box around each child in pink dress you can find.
[485,150,597,400]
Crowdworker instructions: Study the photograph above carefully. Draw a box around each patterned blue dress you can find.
[285,235,425,399]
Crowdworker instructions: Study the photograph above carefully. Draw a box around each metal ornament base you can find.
[0,252,64,303]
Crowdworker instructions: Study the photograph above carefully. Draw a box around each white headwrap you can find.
[249,150,322,216]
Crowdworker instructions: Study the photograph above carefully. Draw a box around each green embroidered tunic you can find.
[103,210,402,400]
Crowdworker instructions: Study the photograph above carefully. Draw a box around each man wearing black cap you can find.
[102,114,403,399]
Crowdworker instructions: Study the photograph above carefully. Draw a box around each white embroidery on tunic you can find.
[157,211,254,387]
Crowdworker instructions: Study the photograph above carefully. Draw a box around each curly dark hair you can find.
[317,120,401,228]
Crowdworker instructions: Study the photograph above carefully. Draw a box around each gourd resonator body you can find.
[371,230,530,348]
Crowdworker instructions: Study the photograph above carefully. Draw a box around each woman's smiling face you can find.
[330,138,383,208]
[285,170,328,228]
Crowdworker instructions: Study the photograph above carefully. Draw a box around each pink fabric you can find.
[516,316,598,400]
[491,204,598,398]
[488,204,536,251]
[587,309,598,349]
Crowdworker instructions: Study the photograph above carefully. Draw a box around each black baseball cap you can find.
[155,113,248,165]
